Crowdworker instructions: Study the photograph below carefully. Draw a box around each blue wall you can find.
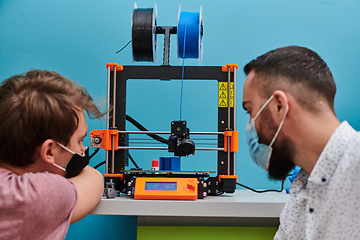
[1,0,360,239]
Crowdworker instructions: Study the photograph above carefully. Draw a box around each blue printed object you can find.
[159,157,181,171]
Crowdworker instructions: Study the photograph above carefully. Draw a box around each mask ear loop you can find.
[246,95,274,131]
[269,104,289,147]
[247,95,275,131]
[57,142,88,157]
[57,142,76,154]
[53,142,73,172]
[53,163,66,171]
[254,95,275,121]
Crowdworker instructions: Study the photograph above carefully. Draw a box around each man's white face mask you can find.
[246,95,289,171]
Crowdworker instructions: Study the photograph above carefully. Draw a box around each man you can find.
[0,70,105,239]
[242,46,360,239]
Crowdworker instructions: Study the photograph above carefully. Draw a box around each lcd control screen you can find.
[145,182,177,191]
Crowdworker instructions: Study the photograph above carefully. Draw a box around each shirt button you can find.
[309,208,314,213]
[321,178,326,182]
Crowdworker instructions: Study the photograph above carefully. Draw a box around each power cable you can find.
[236,174,292,193]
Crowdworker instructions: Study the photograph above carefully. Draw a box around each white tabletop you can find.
[91,189,290,219]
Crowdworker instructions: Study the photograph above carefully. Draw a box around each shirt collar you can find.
[289,168,309,196]
[290,121,356,194]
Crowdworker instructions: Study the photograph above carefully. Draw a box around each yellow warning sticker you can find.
[218,82,234,107]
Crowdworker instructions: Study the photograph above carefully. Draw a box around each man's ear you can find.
[270,90,289,124]
[39,139,58,164]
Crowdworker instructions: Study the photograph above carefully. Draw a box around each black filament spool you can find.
[132,8,157,62]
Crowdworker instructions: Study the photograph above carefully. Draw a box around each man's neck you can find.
[292,111,340,175]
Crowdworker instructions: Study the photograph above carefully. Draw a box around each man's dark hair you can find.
[244,46,336,112]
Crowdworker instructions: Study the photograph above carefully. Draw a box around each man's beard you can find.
[257,107,295,180]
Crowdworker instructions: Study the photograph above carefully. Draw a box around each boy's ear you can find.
[39,139,58,164]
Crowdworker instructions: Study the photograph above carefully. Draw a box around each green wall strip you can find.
[137,226,277,240]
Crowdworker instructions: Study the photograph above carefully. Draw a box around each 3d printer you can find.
[90,5,238,200]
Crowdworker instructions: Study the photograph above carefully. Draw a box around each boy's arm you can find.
[68,165,104,224]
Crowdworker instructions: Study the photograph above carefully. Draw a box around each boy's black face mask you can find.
[53,143,89,178]
[64,147,89,178]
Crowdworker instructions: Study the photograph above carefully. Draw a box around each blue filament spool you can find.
[177,11,203,59]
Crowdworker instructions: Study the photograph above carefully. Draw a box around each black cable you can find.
[89,148,100,160]
[94,160,105,169]
[126,115,169,144]
[92,153,140,170]
[236,174,292,193]
[129,153,140,169]
[116,39,132,54]
[89,147,102,169]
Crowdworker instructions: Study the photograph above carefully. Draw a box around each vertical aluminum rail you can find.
[106,66,111,174]
[233,68,237,175]
[227,68,231,175]
[111,68,117,173]
[227,66,237,175]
